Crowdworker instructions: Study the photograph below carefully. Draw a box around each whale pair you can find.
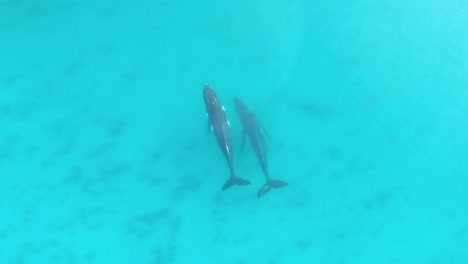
[203,84,288,197]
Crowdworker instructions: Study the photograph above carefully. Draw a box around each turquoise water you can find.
[1,0,467,263]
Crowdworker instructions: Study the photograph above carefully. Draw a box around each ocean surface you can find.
[1,0,467,263]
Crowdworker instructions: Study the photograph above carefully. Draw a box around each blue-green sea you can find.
[1,0,467,263]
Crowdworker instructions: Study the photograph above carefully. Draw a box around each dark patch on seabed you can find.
[124,209,183,263]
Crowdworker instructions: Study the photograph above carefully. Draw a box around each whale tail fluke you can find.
[257,179,288,197]
[222,176,251,190]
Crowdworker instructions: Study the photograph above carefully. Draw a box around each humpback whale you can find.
[234,97,288,197]
[203,85,251,190]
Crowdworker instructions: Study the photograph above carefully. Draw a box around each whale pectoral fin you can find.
[260,126,271,141]
[240,130,246,152]
[260,126,272,151]
[207,120,213,134]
